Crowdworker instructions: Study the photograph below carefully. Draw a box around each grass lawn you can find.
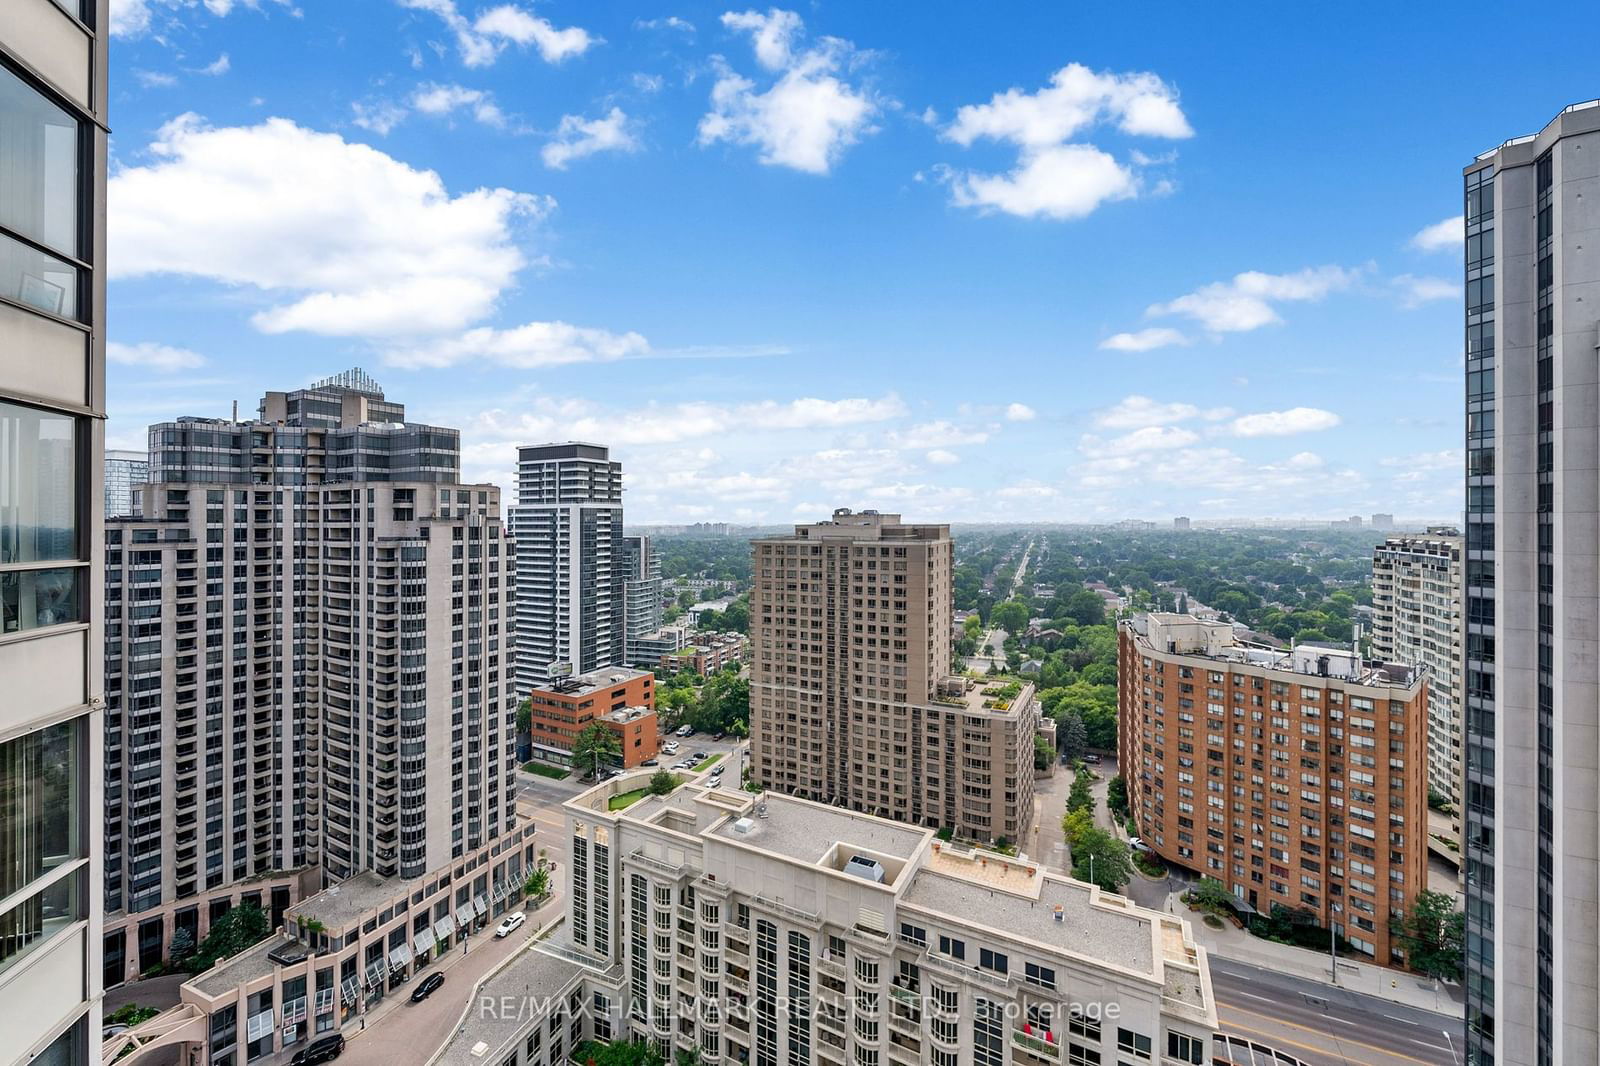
[522,761,571,780]
[693,754,722,773]
[608,788,649,811]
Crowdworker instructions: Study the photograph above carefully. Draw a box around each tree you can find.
[648,770,678,796]
[187,903,270,973]
[990,599,1029,637]
[1033,734,1054,771]
[1071,826,1132,893]
[572,1039,667,1066]
[1105,774,1128,819]
[516,699,532,735]
[1061,808,1094,851]
[1061,588,1107,627]
[1066,769,1095,814]
[1397,890,1464,981]
[1054,711,1088,762]
[1191,877,1234,912]
[523,866,551,901]
[572,723,622,778]
[167,927,195,966]
[964,614,984,637]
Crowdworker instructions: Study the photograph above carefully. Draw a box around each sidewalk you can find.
[1159,885,1463,1016]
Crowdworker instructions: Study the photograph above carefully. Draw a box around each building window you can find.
[1117,1028,1152,1059]
[0,64,83,319]
[1167,1031,1204,1065]
[2,401,83,635]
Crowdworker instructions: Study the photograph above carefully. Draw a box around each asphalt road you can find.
[1209,956,1462,1066]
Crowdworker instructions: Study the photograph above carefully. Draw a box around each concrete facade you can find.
[1465,100,1600,1066]
[511,443,625,690]
[1118,615,1429,967]
[0,2,109,1062]
[750,509,1037,846]
[1370,528,1464,843]
[102,375,518,984]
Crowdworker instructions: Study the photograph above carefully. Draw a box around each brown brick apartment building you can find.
[527,666,659,768]
[1119,614,1428,967]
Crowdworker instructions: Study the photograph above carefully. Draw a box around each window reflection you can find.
[0,719,82,899]
[0,401,78,567]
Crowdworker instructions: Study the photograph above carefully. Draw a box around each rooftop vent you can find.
[732,817,757,836]
[1052,904,1064,923]
[842,855,886,884]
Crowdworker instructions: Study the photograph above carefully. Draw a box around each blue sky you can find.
[104,0,1600,524]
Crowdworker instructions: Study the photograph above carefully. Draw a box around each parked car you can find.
[661,742,679,755]
[713,731,727,741]
[676,724,694,738]
[603,768,623,779]
[1083,753,1103,765]
[641,758,660,767]
[410,972,445,1003]
[290,1034,346,1065]
[691,751,709,761]
[1129,838,1152,854]
[495,912,527,939]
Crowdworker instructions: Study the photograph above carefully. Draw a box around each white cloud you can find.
[1099,326,1189,352]
[396,0,593,67]
[939,63,1189,221]
[1145,265,1360,333]
[1380,448,1461,471]
[946,144,1136,221]
[200,54,231,76]
[111,114,549,338]
[352,100,411,135]
[1393,274,1461,309]
[632,73,665,93]
[1098,425,1199,453]
[1094,395,1230,431]
[995,480,1061,500]
[886,421,990,449]
[1410,215,1464,252]
[698,9,877,175]
[111,0,294,38]
[542,108,641,169]
[1004,403,1036,422]
[134,70,178,89]
[1228,407,1341,437]
[635,16,695,33]
[386,320,647,369]
[410,83,506,127]
[925,449,960,465]
[107,341,206,372]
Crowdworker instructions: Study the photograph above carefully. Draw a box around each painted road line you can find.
[1218,1004,1439,1066]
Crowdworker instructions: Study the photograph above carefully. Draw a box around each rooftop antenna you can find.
[232,400,238,423]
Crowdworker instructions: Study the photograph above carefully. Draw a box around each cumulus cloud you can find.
[542,108,641,169]
[938,63,1190,220]
[1099,327,1189,352]
[1005,403,1036,422]
[1228,407,1341,437]
[925,449,960,465]
[885,421,991,450]
[1098,425,1199,453]
[1410,215,1464,252]
[1393,274,1461,309]
[107,341,206,372]
[1094,395,1231,431]
[396,0,593,67]
[1144,265,1361,333]
[199,54,232,76]
[697,9,877,175]
[110,114,549,338]
[635,16,695,33]
[410,83,506,127]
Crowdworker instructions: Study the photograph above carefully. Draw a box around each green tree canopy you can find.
[572,722,622,777]
[990,599,1030,637]
[1397,890,1464,981]
[188,903,270,973]
[1071,826,1133,893]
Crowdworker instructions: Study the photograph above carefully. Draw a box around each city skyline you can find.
[100,2,1600,524]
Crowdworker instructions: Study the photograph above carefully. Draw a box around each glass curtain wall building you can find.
[0,1,109,1062]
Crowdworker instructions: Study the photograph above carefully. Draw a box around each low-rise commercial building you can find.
[1118,614,1428,967]
[429,773,1218,1066]
[526,667,658,769]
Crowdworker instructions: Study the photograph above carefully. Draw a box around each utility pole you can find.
[1330,921,1337,984]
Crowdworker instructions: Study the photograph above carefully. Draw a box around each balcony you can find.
[1011,1029,1061,1061]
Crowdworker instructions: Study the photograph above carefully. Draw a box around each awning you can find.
[340,977,360,1006]
[491,881,509,903]
[456,905,476,927]
[473,895,488,916]
[364,961,385,988]
[434,914,456,939]
[314,988,335,1014]
[389,944,413,969]
[413,927,436,955]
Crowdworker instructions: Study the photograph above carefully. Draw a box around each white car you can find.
[661,742,679,755]
[494,912,527,939]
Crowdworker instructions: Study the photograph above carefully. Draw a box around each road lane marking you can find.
[1218,1003,1438,1065]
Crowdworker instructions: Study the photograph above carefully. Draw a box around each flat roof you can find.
[532,666,653,698]
[291,871,403,930]
[929,679,1035,718]
[189,934,298,997]
[902,869,1155,976]
[711,792,929,864]
[429,943,586,1066]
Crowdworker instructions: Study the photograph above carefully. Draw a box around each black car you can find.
[411,972,445,1003]
[641,758,660,766]
[290,1034,345,1065]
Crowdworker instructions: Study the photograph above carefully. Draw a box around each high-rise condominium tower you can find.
[101,371,517,985]
[0,3,109,1062]
[621,534,662,665]
[750,509,1036,844]
[1464,101,1600,1066]
[511,442,624,690]
[103,450,148,518]
[1370,529,1464,843]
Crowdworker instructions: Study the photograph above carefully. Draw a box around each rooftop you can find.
[188,934,298,998]
[290,871,403,932]
[1130,613,1421,691]
[428,941,587,1066]
[929,677,1036,717]
[710,792,930,865]
[531,666,653,698]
